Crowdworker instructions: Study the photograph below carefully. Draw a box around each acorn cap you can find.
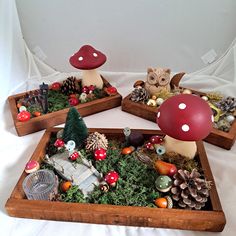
[69,45,106,70]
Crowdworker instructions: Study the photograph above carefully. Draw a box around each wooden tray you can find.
[8,77,122,136]
[5,128,226,232]
[122,89,236,150]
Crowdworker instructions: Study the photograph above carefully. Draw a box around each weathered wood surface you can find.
[8,77,122,136]
[122,90,236,150]
[5,128,226,232]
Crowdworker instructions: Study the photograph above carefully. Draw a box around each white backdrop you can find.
[16,0,236,73]
[1,0,236,236]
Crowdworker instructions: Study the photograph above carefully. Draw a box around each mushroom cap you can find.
[69,45,106,70]
[25,160,40,173]
[104,171,119,185]
[156,94,213,141]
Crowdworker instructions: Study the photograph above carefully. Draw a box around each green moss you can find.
[47,90,70,113]
[60,186,86,203]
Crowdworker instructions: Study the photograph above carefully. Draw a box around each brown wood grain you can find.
[121,91,236,150]
[8,77,122,136]
[5,128,226,232]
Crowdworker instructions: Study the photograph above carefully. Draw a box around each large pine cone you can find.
[171,169,211,210]
[61,77,80,95]
[130,87,149,103]
[86,132,108,151]
[217,96,236,113]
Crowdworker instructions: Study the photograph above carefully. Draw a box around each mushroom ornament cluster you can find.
[69,45,107,89]
[156,94,214,159]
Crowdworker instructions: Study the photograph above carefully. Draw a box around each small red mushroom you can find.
[82,86,89,94]
[25,160,40,174]
[54,139,65,148]
[104,171,119,187]
[69,97,79,106]
[145,142,154,150]
[105,86,118,96]
[17,111,31,122]
[69,45,106,89]
[156,94,213,159]
[88,85,96,93]
[69,151,80,161]
[94,148,107,161]
[149,135,163,144]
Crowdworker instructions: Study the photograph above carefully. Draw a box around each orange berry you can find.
[60,181,72,192]
[17,103,22,108]
[33,111,41,117]
[154,197,168,208]
[69,94,77,98]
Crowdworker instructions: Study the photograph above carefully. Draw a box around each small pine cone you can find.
[86,132,108,151]
[61,77,80,95]
[130,87,149,103]
[171,169,211,210]
[217,96,236,113]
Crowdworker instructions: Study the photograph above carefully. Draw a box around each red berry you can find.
[17,111,31,122]
[69,97,79,106]
[94,148,107,161]
[51,82,61,91]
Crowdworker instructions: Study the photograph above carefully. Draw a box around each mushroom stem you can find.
[163,135,197,159]
[82,69,104,89]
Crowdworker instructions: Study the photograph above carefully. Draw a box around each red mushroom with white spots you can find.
[156,94,213,159]
[104,171,119,187]
[69,45,107,89]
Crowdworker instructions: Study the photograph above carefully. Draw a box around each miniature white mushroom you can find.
[156,94,213,159]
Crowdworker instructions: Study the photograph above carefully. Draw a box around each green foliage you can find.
[87,144,160,207]
[47,90,70,113]
[60,186,86,203]
[62,108,88,147]
[93,88,107,99]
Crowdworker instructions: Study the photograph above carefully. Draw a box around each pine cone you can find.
[130,87,149,103]
[86,132,108,151]
[171,169,211,210]
[61,77,80,95]
[217,96,236,113]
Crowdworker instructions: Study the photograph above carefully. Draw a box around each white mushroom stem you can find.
[164,135,197,159]
[82,69,104,89]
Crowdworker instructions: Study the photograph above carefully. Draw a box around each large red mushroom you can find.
[156,94,213,159]
[69,45,106,89]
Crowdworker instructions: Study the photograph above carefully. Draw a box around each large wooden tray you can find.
[122,89,236,150]
[5,128,226,232]
[8,77,122,136]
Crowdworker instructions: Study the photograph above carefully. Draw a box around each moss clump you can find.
[47,90,70,113]
[60,186,86,203]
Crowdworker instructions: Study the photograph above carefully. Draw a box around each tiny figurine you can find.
[39,82,49,113]
[65,140,76,155]
[69,45,107,89]
[155,175,173,192]
[104,171,119,187]
[145,68,172,95]
[157,94,213,159]
[24,160,40,174]
[171,169,211,210]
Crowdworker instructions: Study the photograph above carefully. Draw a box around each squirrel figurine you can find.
[134,67,185,96]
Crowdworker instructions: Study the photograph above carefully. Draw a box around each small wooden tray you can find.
[122,89,236,150]
[8,77,122,136]
[5,128,226,232]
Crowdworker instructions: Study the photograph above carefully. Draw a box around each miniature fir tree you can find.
[63,107,88,147]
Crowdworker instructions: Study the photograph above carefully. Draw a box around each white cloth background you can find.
[1,0,236,236]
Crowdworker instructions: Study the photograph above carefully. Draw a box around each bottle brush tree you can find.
[63,107,88,147]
